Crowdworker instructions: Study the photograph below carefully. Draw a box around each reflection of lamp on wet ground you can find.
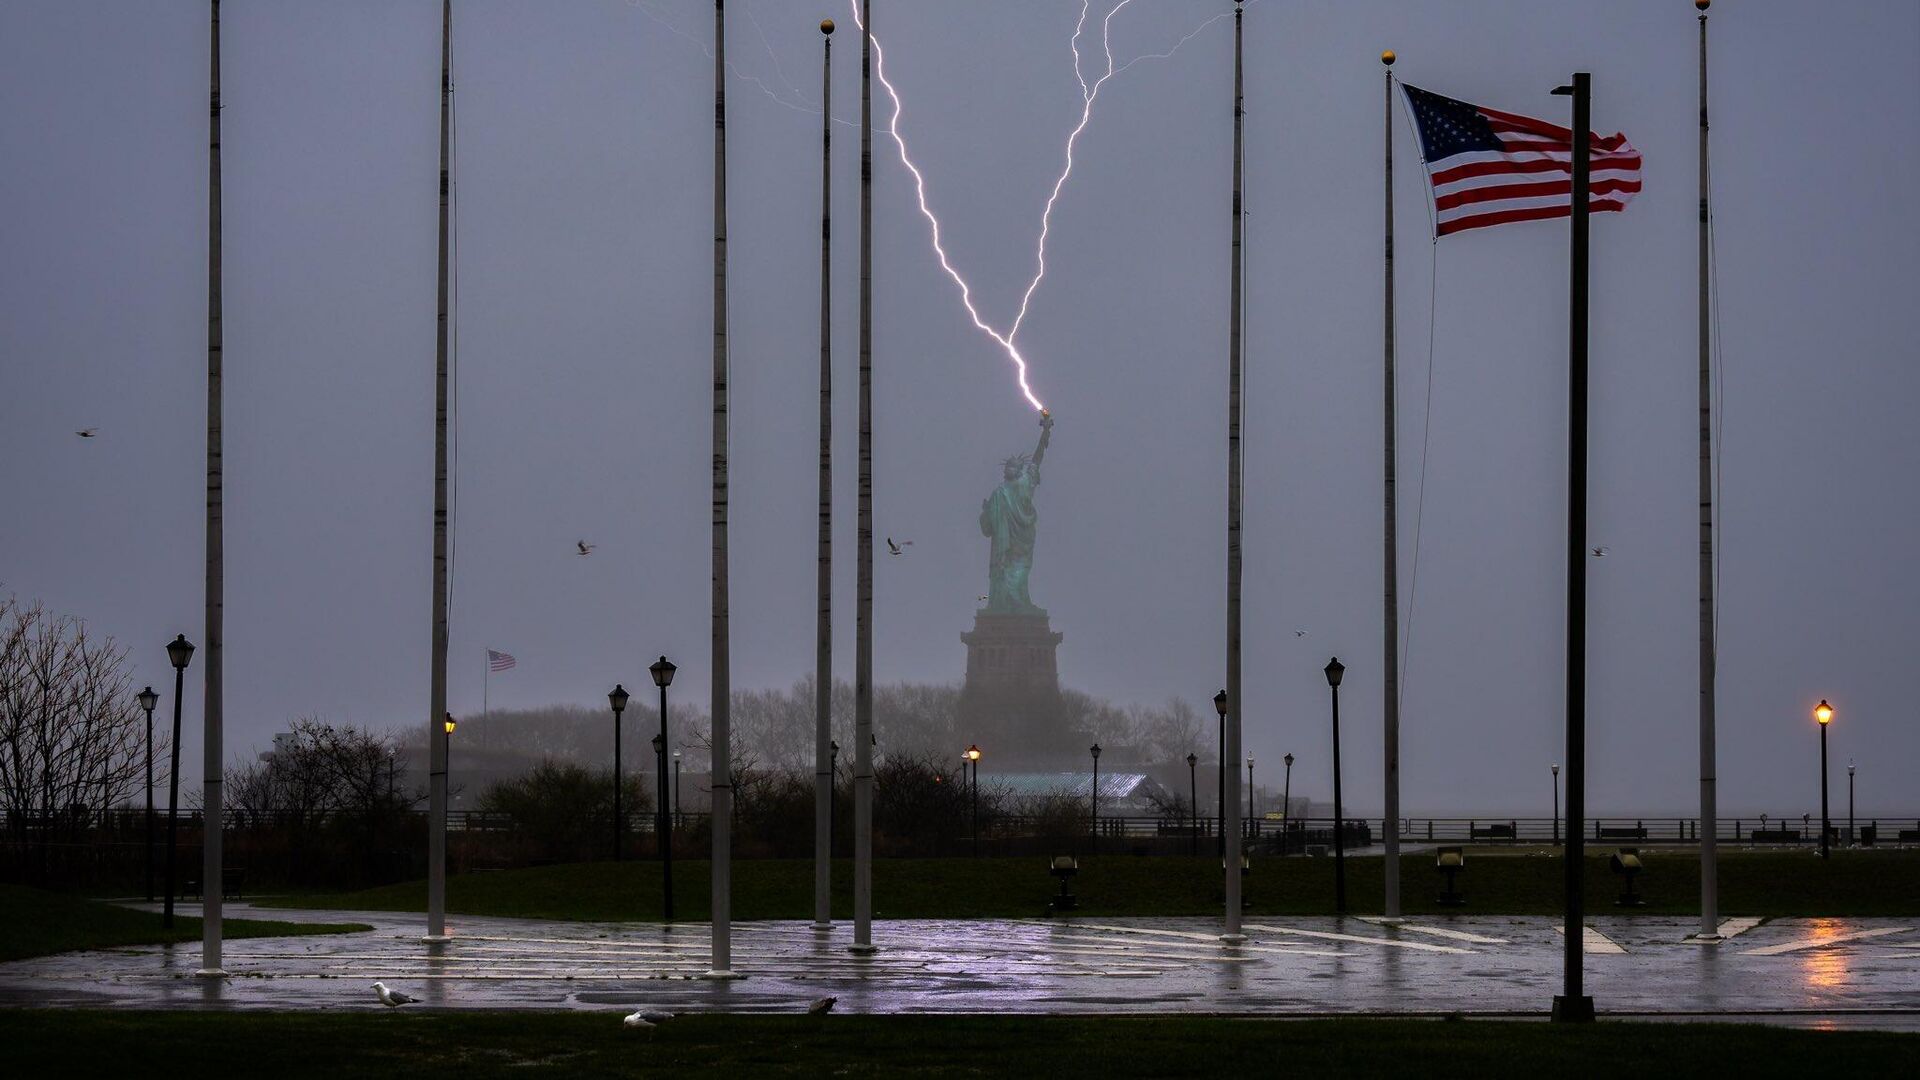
[1815,699,1833,859]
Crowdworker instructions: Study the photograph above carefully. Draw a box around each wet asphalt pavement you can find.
[2,903,1915,1029]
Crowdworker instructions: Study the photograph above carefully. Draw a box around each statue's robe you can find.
[980,465,1041,614]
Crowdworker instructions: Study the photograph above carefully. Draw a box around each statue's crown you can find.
[1002,452,1033,472]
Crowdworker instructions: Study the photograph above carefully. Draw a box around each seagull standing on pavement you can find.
[373,981,417,1007]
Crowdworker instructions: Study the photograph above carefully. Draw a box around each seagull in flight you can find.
[886,538,913,556]
[1294,629,1309,638]
[373,981,417,1007]
[577,540,596,556]
[75,428,97,438]
[1590,546,1608,558]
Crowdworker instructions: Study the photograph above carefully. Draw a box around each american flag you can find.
[487,649,516,673]
[1403,84,1642,237]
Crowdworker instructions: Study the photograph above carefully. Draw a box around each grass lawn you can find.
[261,849,1920,922]
[0,884,372,962]
[0,1012,1908,1077]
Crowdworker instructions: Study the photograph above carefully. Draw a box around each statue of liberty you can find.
[979,411,1053,615]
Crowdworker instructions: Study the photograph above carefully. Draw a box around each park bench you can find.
[182,868,246,901]
[1599,825,1648,840]
[1898,829,1920,843]
[1751,829,1801,842]
[1469,823,1516,841]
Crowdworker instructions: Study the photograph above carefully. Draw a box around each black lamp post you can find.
[1246,753,1256,837]
[1213,690,1228,857]
[1551,763,1561,846]
[1089,744,1102,847]
[162,635,193,928]
[650,732,665,856]
[1848,760,1856,847]
[965,744,982,858]
[1282,752,1294,855]
[829,740,839,856]
[650,656,677,920]
[1186,752,1199,857]
[1815,699,1833,860]
[673,747,683,829]
[608,684,629,861]
[1324,656,1347,915]
[136,685,158,903]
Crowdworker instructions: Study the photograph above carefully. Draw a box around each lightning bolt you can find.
[640,1,1246,412]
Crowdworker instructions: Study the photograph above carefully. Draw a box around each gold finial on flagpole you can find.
[821,18,834,34]
[1381,50,1395,66]
[1695,0,1710,11]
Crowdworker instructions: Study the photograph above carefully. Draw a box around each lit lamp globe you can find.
[1814,700,1833,726]
[443,713,457,736]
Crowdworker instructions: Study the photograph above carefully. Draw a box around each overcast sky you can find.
[3,0,1915,816]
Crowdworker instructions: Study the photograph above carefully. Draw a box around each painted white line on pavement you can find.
[1551,926,1627,954]
[1041,933,1349,961]
[1240,923,1473,954]
[1357,918,1509,945]
[1741,926,1912,956]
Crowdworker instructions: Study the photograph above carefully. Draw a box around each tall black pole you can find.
[1330,676,1346,915]
[1281,754,1292,856]
[143,696,155,903]
[1848,764,1855,845]
[1090,749,1099,848]
[1819,722,1830,860]
[970,759,978,858]
[659,680,674,921]
[1188,757,1198,857]
[1551,70,1594,1025]
[612,706,623,861]
[1552,766,1561,845]
[164,663,186,928]
[813,16,835,933]
[1217,713,1225,858]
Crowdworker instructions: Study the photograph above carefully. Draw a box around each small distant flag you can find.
[1402,84,1642,237]
[487,649,517,673]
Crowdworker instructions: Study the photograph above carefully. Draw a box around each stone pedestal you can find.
[960,611,1069,764]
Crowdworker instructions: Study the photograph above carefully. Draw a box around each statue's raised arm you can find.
[1032,409,1053,469]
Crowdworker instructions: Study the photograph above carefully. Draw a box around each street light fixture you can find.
[1246,752,1255,837]
[673,747,683,828]
[1815,699,1833,860]
[162,635,193,928]
[608,684,630,861]
[1324,657,1347,915]
[650,656,677,920]
[136,686,158,903]
[1213,690,1229,856]
[1089,743,1102,848]
[1551,763,1561,846]
[1186,752,1199,857]
[829,740,840,856]
[965,744,982,857]
[1848,760,1856,847]
[1282,752,1294,856]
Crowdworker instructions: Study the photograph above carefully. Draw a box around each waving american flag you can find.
[1403,83,1642,237]
[487,649,516,673]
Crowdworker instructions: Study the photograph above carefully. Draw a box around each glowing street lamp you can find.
[965,744,982,857]
[1815,699,1833,860]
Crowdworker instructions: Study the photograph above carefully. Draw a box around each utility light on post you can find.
[609,684,629,862]
[1282,752,1295,855]
[162,635,193,929]
[1814,699,1833,860]
[650,656,677,920]
[1323,657,1347,914]
[1090,743,1102,847]
[443,714,456,736]
[965,744,982,858]
[1213,690,1229,857]
[1551,763,1561,846]
[1186,752,1199,857]
[137,686,158,903]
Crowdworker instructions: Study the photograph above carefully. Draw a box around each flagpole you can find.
[424,0,453,945]
[813,17,836,933]
[1694,0,1721,943]
[483,650,489,720]
[1380,48,1402,920]
[199,0,227,978]
[850,0,878,957]
[706,0,737,979]
[1220,1,1245,943]
[1550,70,1594,1024]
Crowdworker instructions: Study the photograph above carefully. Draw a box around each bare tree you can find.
[0,596,154,834]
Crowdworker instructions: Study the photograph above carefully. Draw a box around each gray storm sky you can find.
[3,0,1915,815]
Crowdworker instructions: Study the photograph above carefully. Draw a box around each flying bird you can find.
[373,981,417,1007]
[1293,630,1309,638]
[807,996,837,1015]
[886,538,913,556]
[577,540,596,556]
[1590,547,1608,558]
[75,428,97,438]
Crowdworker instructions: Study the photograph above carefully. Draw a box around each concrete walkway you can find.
[2,903,1915,1029]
